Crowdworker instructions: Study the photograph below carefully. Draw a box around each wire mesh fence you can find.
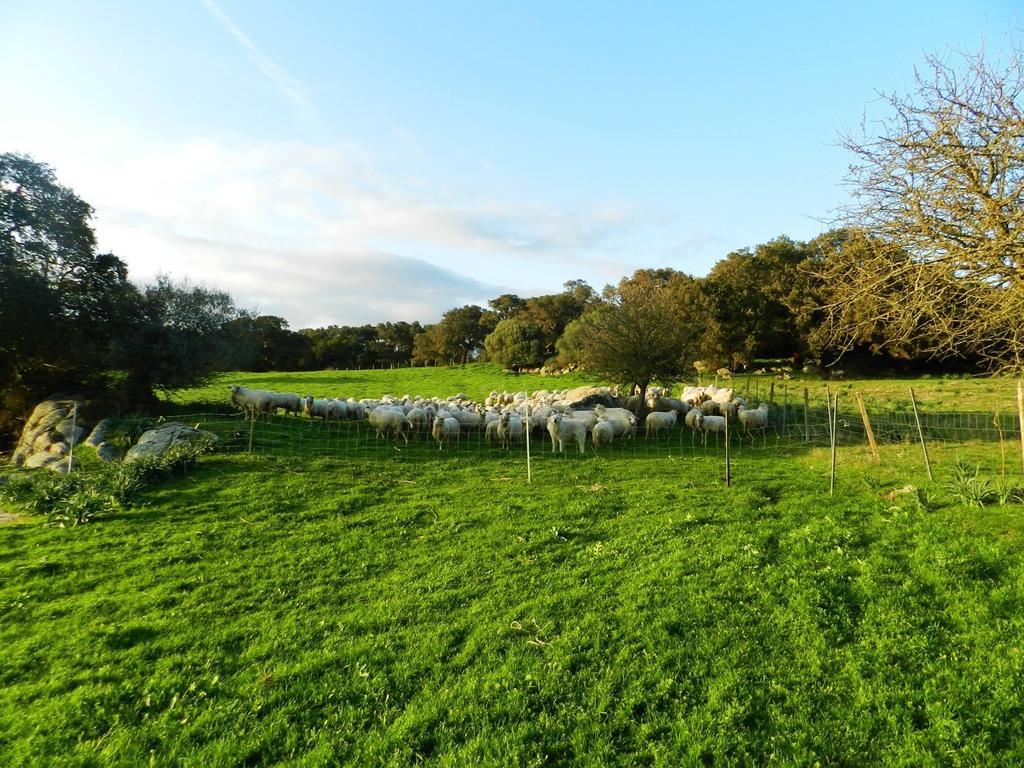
[91,391,1024,476]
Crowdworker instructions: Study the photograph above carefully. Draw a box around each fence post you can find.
[1017,381,1024,475]
[724,412,731,487]
[768,381,775,405]
[829,393,838,496]
[66,401,77,474]
[803,387,810,442]
[825,385,833,443]
[908,387,933,482]
[995,410,1006,477]
[248,413,256,455]
[525,399,532,484]
[855,392,880,462]
[781,384,788,439]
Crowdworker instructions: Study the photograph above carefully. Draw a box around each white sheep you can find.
[497,412,524,449]
[432,416,461,449]
[326,399,348,421]
[598,413,637,439]
[303,395,332,421]
[737,403,770,438]
[570,410,599,432]
[644,410,677,438]
[591,419,615,449]
[369,407,409,442]
[484,419,501,446]
[269,392,302,416]
[405,407,430,435]
[684,408,703,431]
[229,385,274,418]
[547,414,587,454]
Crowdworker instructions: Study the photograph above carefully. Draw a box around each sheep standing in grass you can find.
[270,392,302,416]
[497,412,524,449]
[303,395,332,421]
[592,419,615,450]
[645,410,676,438]
[432,416,461,450]
[547,414,587,454]
[484,419,501,446]
[738,403,770,438]
[230,385,274,418]
[369,407,410,442]
[326,399,348,421]
[597,413,637,440]
[405,407,430,436]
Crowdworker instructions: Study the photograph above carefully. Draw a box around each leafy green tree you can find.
[526,280,596,357]
[117,275,245,395]
[701,236,816,368]
[484,319,544,371]
[558,270,704,413]
[438,305,488,365]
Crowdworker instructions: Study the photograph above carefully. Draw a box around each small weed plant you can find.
[948,459,996,508]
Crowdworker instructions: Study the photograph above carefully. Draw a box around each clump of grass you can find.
[1,438,215,526]
[947,459,995,508]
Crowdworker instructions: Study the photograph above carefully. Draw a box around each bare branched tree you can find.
[824,41,1024,369]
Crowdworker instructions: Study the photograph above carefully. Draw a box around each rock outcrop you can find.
[11,397,86,473]
[125,423,217,462]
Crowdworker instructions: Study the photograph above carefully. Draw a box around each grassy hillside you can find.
[3,365,1024,765]
[167,363,1022,416]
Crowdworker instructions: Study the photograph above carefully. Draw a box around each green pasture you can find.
[168,363,1023,417]
[3,366,1024,765]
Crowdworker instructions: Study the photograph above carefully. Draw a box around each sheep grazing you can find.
[432,416,461,450]
[598,413,637,440]
[269,392,302,416]
[405,407,430,435]
[229,385,274,418]
[547,414,587,454]
[698,413,727,436]
[684,408,702,431]
[497,412,524,449]
[368,407,409,442]
[570,410,599,432]
[718,400,740,421]
[326,399,348,421]
[484,419,501,446]
[303,395,332,421]
[452,408,485,431]
[737,403,770,438]
[644,410,676,438]
[591,419,615,449]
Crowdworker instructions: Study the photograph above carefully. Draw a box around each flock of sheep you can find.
[228,382,770,454]
[228,384,772,453]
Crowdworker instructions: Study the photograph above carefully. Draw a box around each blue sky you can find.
[1,1,1020,327]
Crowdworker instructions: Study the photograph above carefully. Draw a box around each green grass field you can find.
[3,365,1024,765]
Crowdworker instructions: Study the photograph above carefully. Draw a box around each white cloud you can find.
[0,120,662,325]
[200,0,316,124]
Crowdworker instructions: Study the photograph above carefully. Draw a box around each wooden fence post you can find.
[825,385,833,443]
[855,392,880,462]
[995,410,1006,478]
[830,393,839,496]
[909,387,933,482]
[803,387,810,442]
[1017,381,1024,475]
[724,411,731,486]
[769,381,775,405]
[781,384,788,438]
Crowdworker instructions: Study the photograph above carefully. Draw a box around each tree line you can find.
[4,40,1022,445]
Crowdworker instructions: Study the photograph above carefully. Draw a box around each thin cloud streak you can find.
[200,0,316,122]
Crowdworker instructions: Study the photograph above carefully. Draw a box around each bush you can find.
[0,437,215,525]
